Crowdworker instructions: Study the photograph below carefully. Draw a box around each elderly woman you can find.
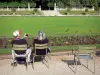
[33,31,50,55]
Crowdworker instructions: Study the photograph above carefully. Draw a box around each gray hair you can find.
[37,31,46,40]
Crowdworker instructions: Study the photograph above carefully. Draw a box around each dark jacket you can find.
[33,38,49,55]
[11,38,28,54]
[11,38,28,46]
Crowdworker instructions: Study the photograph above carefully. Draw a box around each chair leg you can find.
[48,48,51,60]
[75,59,77,73]
[13,57,16,70]
[44,56,48,62]
[26,57,28,70]
[93,60,95,74]
[32,56,35,69]
[13,61,14,70]
[47,54,51,60]
[43,55,49,68]
[74,55,77,73]
[74,55,75,62]
[47,55,49,68]
[87,60,88,68]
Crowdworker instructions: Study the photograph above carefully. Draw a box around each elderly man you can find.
[11,30,31,65]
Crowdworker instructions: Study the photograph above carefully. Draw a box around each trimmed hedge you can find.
[0,9,42,15]
[59,10,99,15]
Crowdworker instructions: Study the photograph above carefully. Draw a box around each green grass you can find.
[0,16,100,54]
[50,44,100,52]
[0,44,100,54]
[0,48,11,54]
[0,16,100,37]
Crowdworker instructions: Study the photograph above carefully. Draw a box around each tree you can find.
[62,0,70,7]
[8,2,19,8]
[47,2,54,10]
[57,1,65,8]
[0,2,7,8]
[18,2,27,8]
[30,2,36,8]
[0,0,100,8]
[88,0,97,6]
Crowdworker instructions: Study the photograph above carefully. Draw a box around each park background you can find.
[0,0,100,54]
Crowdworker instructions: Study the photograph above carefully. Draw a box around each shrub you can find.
[64,12,68,15]
[85,8,88,12]
[11,8,16,15]
[81,12,86,15]
[11,8,16,13]
[34,8,38,13]
[32,8,38,15]
[67,8,70,12]
[94,6,100,11]
[1,35,100,48]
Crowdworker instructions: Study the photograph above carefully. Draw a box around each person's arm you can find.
[11,40,13,47]
[25,40,28,47]
[33,39,36,47]
[22,39,28,47]
[45,38,48,43]
[23,34,28,38]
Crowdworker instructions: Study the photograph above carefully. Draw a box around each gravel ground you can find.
[0,52,100,75]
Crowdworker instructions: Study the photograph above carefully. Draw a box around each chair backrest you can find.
[12,44,27,51]
[78,46,96,54]
[87,46,96,54]
[34,43,48,55]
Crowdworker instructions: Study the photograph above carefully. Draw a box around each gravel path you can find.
[0,52,100,75]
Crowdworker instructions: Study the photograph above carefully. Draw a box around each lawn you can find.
[0,16,100,37]
[0,16,100,54]
[0,44,100,54]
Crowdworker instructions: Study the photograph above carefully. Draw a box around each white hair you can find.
[37,31,46,40]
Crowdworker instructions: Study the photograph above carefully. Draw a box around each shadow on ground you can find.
[62,59,81,73]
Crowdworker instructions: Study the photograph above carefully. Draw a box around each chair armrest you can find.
[73,48,79,61]
[48,47,51,53]
[72,48,78,55]
[90,52,95,58]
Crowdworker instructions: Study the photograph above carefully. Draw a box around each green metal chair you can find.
[12,44,28,70]
[32,43,50,69]
[74,46,96,74]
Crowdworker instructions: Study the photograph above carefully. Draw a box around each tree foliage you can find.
[0,0,99,8]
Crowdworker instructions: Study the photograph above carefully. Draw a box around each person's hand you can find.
[23,33,28,38]
[19,30,22,34]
